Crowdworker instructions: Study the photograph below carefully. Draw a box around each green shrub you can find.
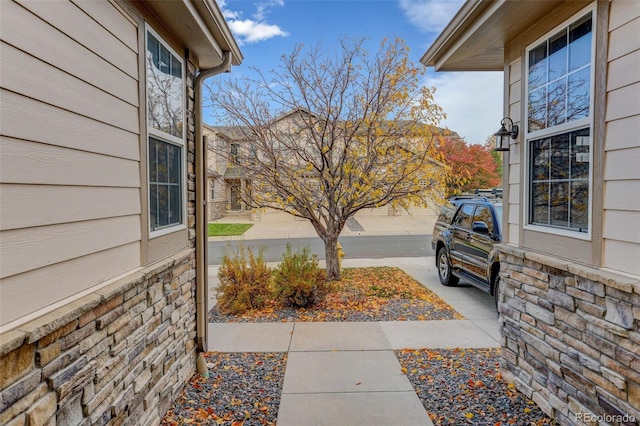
[272,245,327,308]
[216,246,271,315]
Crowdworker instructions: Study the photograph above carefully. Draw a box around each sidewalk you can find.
[208,257,500,425]
[208,213,438,240]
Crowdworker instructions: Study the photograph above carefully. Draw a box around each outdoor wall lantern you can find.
[493,117,519,151]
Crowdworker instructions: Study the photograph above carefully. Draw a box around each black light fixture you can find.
[493,117,519,151]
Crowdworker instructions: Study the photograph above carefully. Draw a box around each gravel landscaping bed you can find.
[209,297,461,322]
[161,352,286,426]
[396,348,557,425]
[165,348,556,425]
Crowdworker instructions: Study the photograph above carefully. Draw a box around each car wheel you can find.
[493,273,501,310]
[436,247,459,287]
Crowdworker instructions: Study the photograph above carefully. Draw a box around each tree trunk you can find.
[324,232,341,281]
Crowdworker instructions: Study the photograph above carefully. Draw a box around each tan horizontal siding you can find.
[603,210,640,244]
[607,49,639,92]
[609,0,640,32]
[1,0,139,107]
[0,89,139,160]
[1,42,138,133]
[605,113,640,152]
[0,242,140,326]
[15,0,138,78]
[604,180,640,211]
[0,0,147,327]
[607,15,640,61]
[506,58,522,246]
[603,239,640,276]
[0,216,141,279]
[0,184,141,231]
[602,1,640,276]
[70,0,138,51]
[605,82,640,121]
[604,146,640,181]
[2,1,139,106]
[1,137,140,187]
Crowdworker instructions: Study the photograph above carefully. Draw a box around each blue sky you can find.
[208,0,503,145]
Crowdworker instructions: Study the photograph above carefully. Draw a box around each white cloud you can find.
[218,0,288,45]
[397,0,465,33]
[229,20,288,44]
[254,0,285,21]
[425,71,504,144]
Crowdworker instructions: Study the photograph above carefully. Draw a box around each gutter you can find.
[195,52,232,363]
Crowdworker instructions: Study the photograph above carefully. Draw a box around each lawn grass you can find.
[207,223,253,236]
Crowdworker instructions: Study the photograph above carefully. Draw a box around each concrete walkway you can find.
[208,257,500,425]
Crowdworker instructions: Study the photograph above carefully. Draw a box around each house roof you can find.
[420,0,570,71]
[142,0,243,68]
[205,117,459,142]
[205,125,251,141]
[224,165,249,179]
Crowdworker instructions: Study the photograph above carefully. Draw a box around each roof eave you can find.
[142,0,243,69]
[420,0,490,70]
[421,0,568,72]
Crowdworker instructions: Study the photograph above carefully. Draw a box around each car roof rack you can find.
[449,195,489,202]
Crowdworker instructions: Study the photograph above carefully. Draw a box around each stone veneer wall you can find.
[208,200,227,221]
[498,244,640,426]
[0,250,197,425]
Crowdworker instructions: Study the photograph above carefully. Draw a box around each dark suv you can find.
[431,196,503,308]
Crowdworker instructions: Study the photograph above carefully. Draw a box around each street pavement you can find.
[207,212,438,241]
[207,214,500,426]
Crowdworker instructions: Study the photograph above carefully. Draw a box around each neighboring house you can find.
[423,0,639,424]
[204,111,448,221]
[204,124,254,219]
[0,1,241,424]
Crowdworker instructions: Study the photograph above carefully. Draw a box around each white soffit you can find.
[421,0,567,71]
[144,0,243,68]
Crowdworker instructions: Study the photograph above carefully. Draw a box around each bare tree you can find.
[207,37,448,280]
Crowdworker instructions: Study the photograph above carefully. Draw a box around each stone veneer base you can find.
[497,243,640,426]
[0,248,197,425]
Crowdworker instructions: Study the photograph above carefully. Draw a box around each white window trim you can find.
[523,4,596,241]
[145,24,187,239]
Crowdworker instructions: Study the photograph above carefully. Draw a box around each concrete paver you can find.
[379,320,500,349]
[208,322,293,352]
[282,350,413,394]
[280,338,434,425]
[277,392,432,426]
[289,322,390,352]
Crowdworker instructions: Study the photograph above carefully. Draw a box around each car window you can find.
[452,204,475,229]
[437,201,458,224]
[473,205,494,235]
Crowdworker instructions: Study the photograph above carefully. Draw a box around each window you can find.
[530,129,589,231]
[149,136,182,229]
[146,26,185,234]
[526,9,593,235]
[210,178,215,200]
[473,205,495,235]
[230,143,239,164]
[453,204,475,229]
[146,31,183,137]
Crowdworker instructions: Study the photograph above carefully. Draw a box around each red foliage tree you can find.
[436,135,501,196]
